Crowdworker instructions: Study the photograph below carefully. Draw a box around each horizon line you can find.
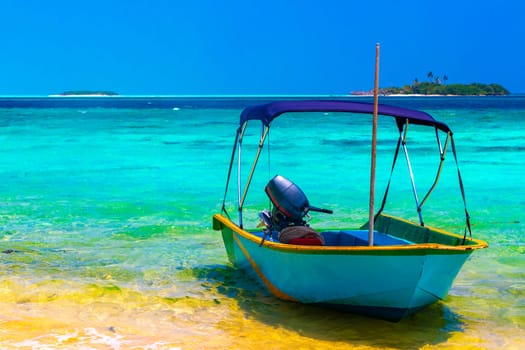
[0,93,523,98]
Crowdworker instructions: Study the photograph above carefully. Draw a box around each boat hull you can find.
[213,214,482,321]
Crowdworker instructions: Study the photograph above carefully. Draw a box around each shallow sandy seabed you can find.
[0,280,523,349]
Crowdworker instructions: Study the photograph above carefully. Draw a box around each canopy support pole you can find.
[450,134,473,242]
[237,125,245,228]
[221,127,241,220]
[375,133,402,219]
[239,125,269,228]
[401,121,424,226]
[369,43,380,246]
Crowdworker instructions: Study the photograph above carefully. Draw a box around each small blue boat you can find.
[213,100,488,321]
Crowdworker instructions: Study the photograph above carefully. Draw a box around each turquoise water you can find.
[0,96,523,349]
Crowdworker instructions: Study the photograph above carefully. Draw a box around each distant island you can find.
[351,72,510,96]
[52,90,119,97]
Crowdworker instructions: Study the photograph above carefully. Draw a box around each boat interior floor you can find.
[252,229,413,247]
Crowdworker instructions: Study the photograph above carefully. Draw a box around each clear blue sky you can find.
[1,0,524,95]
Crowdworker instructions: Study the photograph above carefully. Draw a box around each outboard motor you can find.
[261,175,332,231]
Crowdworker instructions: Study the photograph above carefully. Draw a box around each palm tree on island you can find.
[413,78,419,94]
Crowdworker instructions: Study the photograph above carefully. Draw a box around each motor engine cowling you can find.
[264,175,310,227]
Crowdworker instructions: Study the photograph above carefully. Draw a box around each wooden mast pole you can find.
[369,43,380,246]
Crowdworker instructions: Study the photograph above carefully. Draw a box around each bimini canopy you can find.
[240,100,451,133]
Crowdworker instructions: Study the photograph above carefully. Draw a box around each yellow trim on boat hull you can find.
[212,214,488,255]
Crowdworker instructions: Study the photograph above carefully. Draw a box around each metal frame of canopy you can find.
[220,99,473,244]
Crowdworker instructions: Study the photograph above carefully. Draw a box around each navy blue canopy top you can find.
[240,100,451,133]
